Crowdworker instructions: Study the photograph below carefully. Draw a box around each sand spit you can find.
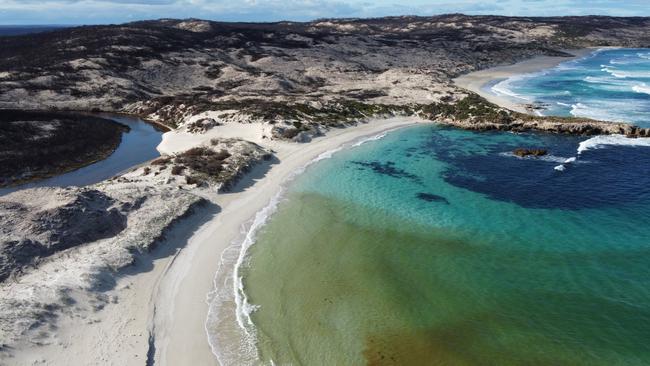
[0,116,423,365]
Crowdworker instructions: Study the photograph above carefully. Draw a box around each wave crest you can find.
[205,130,394,365]
[578,135,650,155]
[633,83,650,95]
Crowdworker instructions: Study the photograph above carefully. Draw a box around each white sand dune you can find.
[7,49,603,366]
[7,117,422,366]
[155,117,423,365]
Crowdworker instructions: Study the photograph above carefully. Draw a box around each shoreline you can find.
[0,113,162,197]
[4,117,423,366]
[7,49,637,365]
[453,49,596,113]
[155,117,423,365]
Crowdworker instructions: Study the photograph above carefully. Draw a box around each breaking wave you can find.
[569,102,628,122]
[633,83,650,95]
[499,152,569,163]
[577,135,650,155]
[638,52,650,60]
[205,129,395,365]
[491,76,534,101]
[601,65,650,79]
[554,136,650,173]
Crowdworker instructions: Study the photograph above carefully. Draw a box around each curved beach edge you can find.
[149,116,424,366]
[453,48,597,114]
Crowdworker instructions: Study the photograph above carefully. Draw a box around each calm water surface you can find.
[235,48,650,365]
[0,114,162,195]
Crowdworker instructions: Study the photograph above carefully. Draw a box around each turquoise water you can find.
[240,49,650,365]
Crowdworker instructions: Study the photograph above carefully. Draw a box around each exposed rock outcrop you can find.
[513,148,548,157]
[420,93,650,137]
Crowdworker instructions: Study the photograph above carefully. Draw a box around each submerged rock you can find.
[416,193,449,204]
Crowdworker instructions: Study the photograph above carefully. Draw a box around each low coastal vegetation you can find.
[149,138,272,192]
[1,14,650,362]
[0,110,129,187]
[132,92,650,139]
[421,94,650,136]
[0,136,271,350]
[127,97,416,129]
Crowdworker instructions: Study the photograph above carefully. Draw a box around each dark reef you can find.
[351,160,422,184]
[416,193,450,204]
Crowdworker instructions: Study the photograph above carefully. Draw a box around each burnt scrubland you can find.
[0,110,129,187]
[1,15,649,133]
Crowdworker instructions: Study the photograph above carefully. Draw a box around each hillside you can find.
[1,15,649,132]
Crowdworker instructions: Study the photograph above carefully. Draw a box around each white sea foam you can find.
[570,103,596,119]
[499,152,570,163]
[577,134,650,154]
[610,58,628,65]
[555,51,596,70]
[633,83,650,95]
[555,136,650,173]
[637,52,650,60]
[584,75,629,85]
[553,154,581,172]
[583,76,637,92]
[352,132,387,146]
[205,129,396,365]
[608,55,646,66]
[569,102,630,123]
[601,65,650,79]
[584,76,607,84]
[491,76,534,101]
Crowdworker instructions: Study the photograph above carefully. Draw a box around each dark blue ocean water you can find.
[239,48,650,365]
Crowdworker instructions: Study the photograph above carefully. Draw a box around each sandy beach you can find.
[7,49,617,366]
[155,117,426,365]
[9,116,422,366]
[454,49,595,113]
